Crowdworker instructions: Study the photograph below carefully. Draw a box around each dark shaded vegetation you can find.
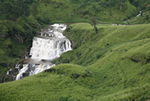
[0,0,51,83]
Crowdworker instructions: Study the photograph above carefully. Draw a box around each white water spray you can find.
[137,11,142,17]
[16,24,72,80]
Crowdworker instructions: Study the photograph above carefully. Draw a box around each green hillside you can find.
[0,0,139,82]
[1,23,150,101]
[1,0,150,101]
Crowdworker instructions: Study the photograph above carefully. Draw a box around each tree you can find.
[0,23,8,36]
[125,1,138,19]
[89,17,98,34]
[0,0,4,3]
[24,0,35,5]
[70,0,80,4]
[109,0,113,16]
[23,4,30,17]
[31,3,38,18]
[2,2,12,19]
[23,29,34,43]
[14,0,30,17]
[120,0,123,11]
[10,5,22,20]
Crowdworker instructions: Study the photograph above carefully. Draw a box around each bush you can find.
[10,5,22,20]
[31,3,38,18]
[2,2,12,19]
[60,96,70,101]
[23,29,34,43]
[76,52,81,58]
[96,53,101,59]
[37,14,50,24]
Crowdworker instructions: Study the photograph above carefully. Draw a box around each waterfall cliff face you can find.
[15,24,72,80]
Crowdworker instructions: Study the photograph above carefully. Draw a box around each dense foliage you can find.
[0,0,39,42]
[0,0,150,100]
[0,0,42,83]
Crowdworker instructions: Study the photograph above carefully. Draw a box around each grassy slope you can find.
[1,23,150,100]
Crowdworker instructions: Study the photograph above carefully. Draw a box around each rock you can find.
[44,68,56,72]
[0,35,6,38]
[0,63,7,67]
[71,73,80,79]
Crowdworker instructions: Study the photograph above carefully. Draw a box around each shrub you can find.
[96,53,101,59]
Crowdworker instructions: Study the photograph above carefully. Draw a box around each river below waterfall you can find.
[14,24,72,80]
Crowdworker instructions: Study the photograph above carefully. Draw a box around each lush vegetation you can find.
[1,0,150,100]
[0,0,45,82]
[36,0,150,24]
[1,23,150,100]
[37,0,138,23]
[128,0,150,24]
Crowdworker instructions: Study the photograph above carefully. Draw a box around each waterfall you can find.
[29,37,71,60]
[6,69,12,75]
[136,11,142,17]
[15,24,72,80]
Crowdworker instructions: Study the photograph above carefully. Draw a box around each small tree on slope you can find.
[89,17,98,34]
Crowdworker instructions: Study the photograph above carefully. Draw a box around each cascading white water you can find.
[15,24,72,80]
[29,37,71,60]
[6,69,12,75]
[136,11,142,17]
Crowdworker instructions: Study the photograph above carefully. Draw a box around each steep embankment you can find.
[1,23,150,101]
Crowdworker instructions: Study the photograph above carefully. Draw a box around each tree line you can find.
[0,0,37,20]
[0,0,40,44]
